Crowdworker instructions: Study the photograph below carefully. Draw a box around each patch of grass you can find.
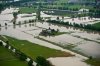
[93,22,100,29]
[0,36,72,60]
[85,59,100,66]
[0,46,27,66]
[64,44,75,49]
[19,7,36,13]
[54,32,67,36]
[40,32,67,36]
[36,36,88,57]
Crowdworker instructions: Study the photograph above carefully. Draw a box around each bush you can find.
[36,56,52,66]
[47,20,100,31]
[0,41,3,46]
[28,59,33,66]
[6,41,9,44]
[19,53,27,61]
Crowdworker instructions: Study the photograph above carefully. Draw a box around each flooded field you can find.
[35,22,100,58]
[0,8,100,66]
[48,57,90,66]
[0,20,100,59]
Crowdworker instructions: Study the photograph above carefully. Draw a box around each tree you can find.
[62,16,64,21]
[19,53,27,61]
[5,23,7,26]
[28,59,33,66]
[36,56,52,66]
[15,49,27,61]
[5,41,9,48]
[0,4,5,13]
[56,17,59,20]
[0,24,1,27]
[6,41,9,44]
[5,43,9,48]
[13,12,18,19]
[13,12,18,24]
[0,41,3,46]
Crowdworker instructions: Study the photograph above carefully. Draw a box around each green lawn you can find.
[93,22,100,29]
[19,3,93,14]
[0,46,28,66]
[19,7,36,13]
[85,59,100,66]
[0,36,72,60]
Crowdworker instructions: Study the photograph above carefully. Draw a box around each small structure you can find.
[40,27,59,36]
[41,12,51,20]
[78,8,89,14]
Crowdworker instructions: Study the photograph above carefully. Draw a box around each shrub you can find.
[28,59,33,66]
[36,56,52,66]
[0,41,3,46]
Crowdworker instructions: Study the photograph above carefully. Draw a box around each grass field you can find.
[0,36,72,60]
[0,46,28,66]
[93,22,100,29]
[19,3,93,14]
[19,7,36,13]
[85,59,100,66]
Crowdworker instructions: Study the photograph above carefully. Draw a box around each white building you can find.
[78,8,89,14]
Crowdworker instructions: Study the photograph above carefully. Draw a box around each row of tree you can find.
[47,20,100,31]
[0,41,32,65]
[0,3,5,13]
[89,9,100,18]
[0,40,53,66]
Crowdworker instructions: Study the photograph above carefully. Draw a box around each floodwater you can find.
[35,22,100,58]
[0,8,100,59]
[48,57,90,66]
[0,8,100,66]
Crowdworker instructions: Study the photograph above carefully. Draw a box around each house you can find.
[78,8,89,14]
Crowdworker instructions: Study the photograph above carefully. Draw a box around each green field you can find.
[19,2,94,14]
[85,59,100,66]
[19,7,36,13]
[93,22,100,29]
[0,36,72,60]
[0,46,28,66]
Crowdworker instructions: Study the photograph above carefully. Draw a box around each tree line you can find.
[47,20,100,31]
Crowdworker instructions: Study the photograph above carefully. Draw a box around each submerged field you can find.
[0,6,100,66]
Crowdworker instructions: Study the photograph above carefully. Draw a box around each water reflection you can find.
[5,26,7,30]
[29,23,31,27]
[0,28,1,31]
[48,22,100,35]
[66,26,69,29]
[19,24,21,28]
[13,25,16,29]
[31,23,34,26]
[24,24,27,27]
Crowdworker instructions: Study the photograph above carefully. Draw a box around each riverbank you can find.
[0,35,73,60]
[0,35,91,66]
